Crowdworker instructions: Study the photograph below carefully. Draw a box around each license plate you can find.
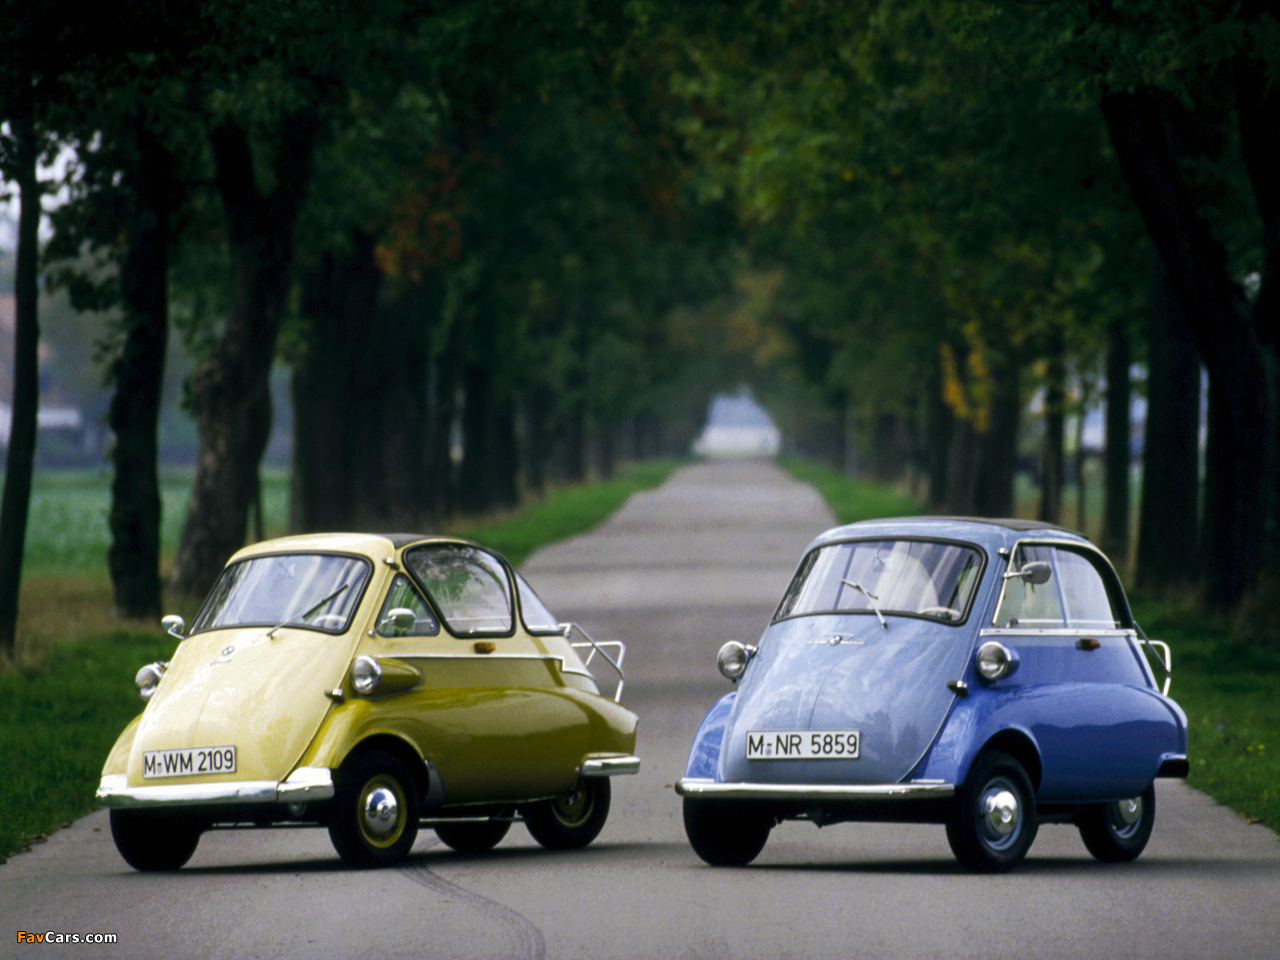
[142,746,237,779]
[746,730,860,760]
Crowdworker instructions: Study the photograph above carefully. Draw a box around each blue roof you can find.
[805,516,1091,555]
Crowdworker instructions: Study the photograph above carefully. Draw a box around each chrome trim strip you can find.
[97,767,335,808]
[581,756,641,777]
[674,778,955,801]
[277,767,335,802]
[980,628,1135,638]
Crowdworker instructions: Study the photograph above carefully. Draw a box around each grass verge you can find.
[777,455,923,524]
[779,456,1279,837]
[0,458,683,862]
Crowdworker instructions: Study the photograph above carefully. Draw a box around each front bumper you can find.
[97,767,334,809]
[674,778,955,801]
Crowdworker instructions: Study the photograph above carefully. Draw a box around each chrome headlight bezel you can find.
[350,655,383,696]
[135,662,168,702]
[716,641,757,681]
[975,641,1018,681]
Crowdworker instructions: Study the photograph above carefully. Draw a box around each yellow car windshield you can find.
[191,553,372,634]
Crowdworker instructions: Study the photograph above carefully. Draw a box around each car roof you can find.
[229,532,476,562]
[805,516,1091,555]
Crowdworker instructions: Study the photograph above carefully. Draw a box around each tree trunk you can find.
[972,361,1020,518]
[107,121,172,620]
[1101,317,1132,564]
[1038,345,1066,525]
[170,115,318,598]
[1135,258,1203,591]
[0,91,41,657]
[1102,89,1270,608]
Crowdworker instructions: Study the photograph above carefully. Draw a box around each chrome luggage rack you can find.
[1135,626,1173,696]
[561,622,626,702]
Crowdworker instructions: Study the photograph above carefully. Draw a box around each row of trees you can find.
[660,1,1277,626]
[0,0,754,659]
[0,1,1276,658]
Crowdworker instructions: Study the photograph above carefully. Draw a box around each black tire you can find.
[682,798,772,867]
[1077,783,1156,863]
[434,819,512,854]
[328,751,420,868]
[946,750,1038,873]
[522,777,610,850]
[109,809,202,871]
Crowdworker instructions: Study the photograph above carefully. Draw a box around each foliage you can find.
[0,629,176,862]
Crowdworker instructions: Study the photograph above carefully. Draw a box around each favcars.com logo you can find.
[16,932,118,944]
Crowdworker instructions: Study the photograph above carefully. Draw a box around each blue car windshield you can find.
[775,539,982,623]
[191,553,372,634]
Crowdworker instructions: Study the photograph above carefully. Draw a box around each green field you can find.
[778,457,1280,838]
[0,459,681,861]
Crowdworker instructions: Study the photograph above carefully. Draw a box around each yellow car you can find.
[97,533,639,870]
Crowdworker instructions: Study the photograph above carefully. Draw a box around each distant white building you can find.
[693,389,781,458]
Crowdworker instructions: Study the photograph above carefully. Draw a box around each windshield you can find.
[191,553,372,634]
[774,539,983,623]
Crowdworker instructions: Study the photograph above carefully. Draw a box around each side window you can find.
[375,574,439,637]
[1057,550,1119,629]
[994,545,1065,628]
[515,573,562,634]
[404,545,513,635]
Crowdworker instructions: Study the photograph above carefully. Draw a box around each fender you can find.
[683,693,736,781]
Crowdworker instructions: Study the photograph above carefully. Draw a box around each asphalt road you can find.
[4,459,1279,960]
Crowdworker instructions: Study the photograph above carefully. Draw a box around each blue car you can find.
[676,517,1188,872]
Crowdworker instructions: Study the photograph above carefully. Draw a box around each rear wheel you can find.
[1077,784,1156,863]
[682,798,771,867]
[522,777,610,850]
[434,819,512,854]
[328,751,420,868]
[946,750,1038,873]
[109,809,202,871]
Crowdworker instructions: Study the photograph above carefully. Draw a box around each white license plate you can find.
[746,730,860,760]
[142,746,237,779]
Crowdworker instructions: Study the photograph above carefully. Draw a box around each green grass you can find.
[452,459,684,566]
[776,455,924,524]
[20,468,292,577]
[1133,601,1280,832]
[0,458,683,861]
[781,456,1280,835]
[0,630,177,862]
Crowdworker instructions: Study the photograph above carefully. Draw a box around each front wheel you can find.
[1077,784,1156,862]
[522,778,610,850]
[328,752,420,868]
[683,798,771,867]
[434,819,512,854]
[109,810,202,871]
[946,751,1038,873]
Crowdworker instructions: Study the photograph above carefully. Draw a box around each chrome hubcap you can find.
[362,787,400,836]
[1116,797,1142,825]
[977,778,1022,850]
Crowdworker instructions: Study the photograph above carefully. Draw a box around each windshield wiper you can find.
[267,582,352,638]
[841,579,887,629]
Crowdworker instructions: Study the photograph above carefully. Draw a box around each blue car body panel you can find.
[681,516,1188,812]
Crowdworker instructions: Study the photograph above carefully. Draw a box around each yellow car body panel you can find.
[99,532,639,828]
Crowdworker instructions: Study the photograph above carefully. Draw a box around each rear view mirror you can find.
[1005,561,1052,585]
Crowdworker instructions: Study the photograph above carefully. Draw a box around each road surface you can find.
[3,460,1278,959]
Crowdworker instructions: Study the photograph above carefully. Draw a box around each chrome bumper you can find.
[581,755,641,777]
[96,767,335,809]
[674,778,955,801]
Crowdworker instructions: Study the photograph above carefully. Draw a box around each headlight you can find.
[717,641,757,681]
[976,641,1017,681]
[350,655,382,695]
[135,662,167,702]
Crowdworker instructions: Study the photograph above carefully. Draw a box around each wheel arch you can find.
[968,728,1043,793]
[336,733,431,803]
